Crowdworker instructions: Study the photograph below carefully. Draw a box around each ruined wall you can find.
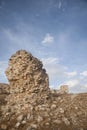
[60,85,69,94]
[3,50,50,117]
[5,50,49,94]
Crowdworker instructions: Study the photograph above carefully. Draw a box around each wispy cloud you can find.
[0,61,8,72]
[80,71,87,77]
[42,57,77,79]
[42,57,64,77]
[0,61,8,83]
[65,71,77,77]
[84,84,87,88]
[64,79,79,88]
[58,1,62,9]
[42,33,54,44]
[42,57,59,65]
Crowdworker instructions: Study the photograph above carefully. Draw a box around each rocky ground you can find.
[0,50,87,130]
[0,91,87,130]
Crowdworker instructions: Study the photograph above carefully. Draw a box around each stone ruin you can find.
[0,50,87,130]
[60,85,69,94]
[5,50,49,94]
[51,85,69,95]
[3,50,50,115]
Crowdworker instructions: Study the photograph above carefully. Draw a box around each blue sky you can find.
[0,0,87,93]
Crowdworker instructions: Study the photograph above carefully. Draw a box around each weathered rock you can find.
[1,124,7,130]
[26,124,37,130]
[51,104,56,109]
[62,117,70,126]
[21,120,26,124]
[15,122,21,128]
[3,50,50,115]
[53,119,61,124]
[36,115,43,122]
[5,50,49,94]
[17,114,24,122]
[59,108,64,114]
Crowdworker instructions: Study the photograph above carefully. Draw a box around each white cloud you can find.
[0,61,8,83]
[42,57,78,89]
[0,61,8,71]
[42,57,67,82]
[49,85,55,89]
[45,65,63,76]
[80,71,87,77]
[58,1,62,9]
[42,57,59,65]
[65,71,77,77]
[64,79,79,88]
[42,33,54,44]
[84,84,87,88]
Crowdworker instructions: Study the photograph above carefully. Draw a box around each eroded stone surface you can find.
[5,50,49,94]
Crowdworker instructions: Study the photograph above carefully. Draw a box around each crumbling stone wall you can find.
[5,50,49,94]
[3,50,50,117]
[60,85,69,94]
[51,85,69,95]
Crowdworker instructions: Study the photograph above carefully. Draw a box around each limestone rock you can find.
[15,122,21,128]
[17,114,24,122]
[26,124,37,130]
